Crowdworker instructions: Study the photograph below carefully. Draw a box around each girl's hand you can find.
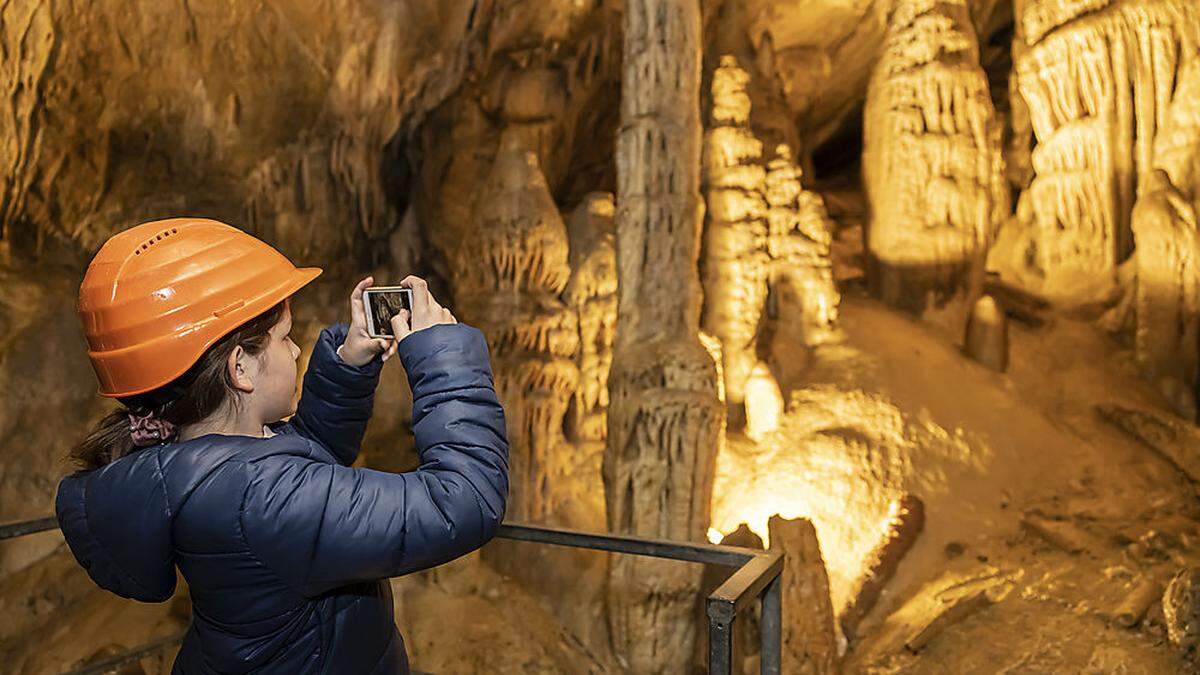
[337,277,399,366]
[390,275,456,343]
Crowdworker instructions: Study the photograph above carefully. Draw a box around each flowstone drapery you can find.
[863,0,1007,313]
[1012,0,1200,297]
[604,0,722,671]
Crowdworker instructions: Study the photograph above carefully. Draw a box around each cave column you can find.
[604,0,722,672]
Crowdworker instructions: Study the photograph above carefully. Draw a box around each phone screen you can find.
[363,288,412,338]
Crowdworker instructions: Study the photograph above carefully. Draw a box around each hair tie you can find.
[128,410,177,447]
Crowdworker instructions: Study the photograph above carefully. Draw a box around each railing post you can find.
[760,574,782,675]
[708,612,734,675]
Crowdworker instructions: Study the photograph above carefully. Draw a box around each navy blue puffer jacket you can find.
[55,322,509,674]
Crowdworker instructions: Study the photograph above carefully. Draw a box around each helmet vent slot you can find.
[134,229,176,255]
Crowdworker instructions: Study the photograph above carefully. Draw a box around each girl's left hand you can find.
[337,277,399,366]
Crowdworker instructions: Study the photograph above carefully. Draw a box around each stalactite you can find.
[457,142,579,522]
[245,141,357,262]
[702,55,770,428]
[564,192,617,447]
[1012,0,1200,296]
[863,0,1007,314]
[0,3,53,259]
[765,144,841,345]
[605,0,722,671]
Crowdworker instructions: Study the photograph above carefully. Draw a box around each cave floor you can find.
[774,292,1197,673]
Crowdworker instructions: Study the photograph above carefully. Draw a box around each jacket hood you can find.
[56,447,179,602]
[55,432,319,603]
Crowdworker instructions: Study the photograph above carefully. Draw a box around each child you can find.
[55,217,508,674]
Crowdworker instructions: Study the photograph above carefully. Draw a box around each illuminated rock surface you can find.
[2,1,1200,673]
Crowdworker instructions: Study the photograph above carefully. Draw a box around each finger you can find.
[400,275,431,315]
[349,276,374,327]
[391,308,412,342]
[380,338,398,363]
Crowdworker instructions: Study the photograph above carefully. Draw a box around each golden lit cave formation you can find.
[5,0,1200,672]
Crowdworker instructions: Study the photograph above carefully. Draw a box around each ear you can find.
[227,345,255,394]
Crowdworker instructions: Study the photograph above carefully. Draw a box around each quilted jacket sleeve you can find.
[240,323,508,596]
[291,323,383,466]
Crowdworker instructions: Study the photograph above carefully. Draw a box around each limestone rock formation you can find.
[564,192,618,449]
[604,0,722,671]
[864,0,1007,314]
[702,55,770,429]
[1164,567,1200,662]
[1132,172,1200,419]
[768,516,838,675]
[456,143,579,522]
[964,295,1009,372]
[1129,59,1200,419]
[764,144,841,345]
[701,57,841,429]
[745,361,785,441]
[5,1,1200,673]
[1012,0,1200,298]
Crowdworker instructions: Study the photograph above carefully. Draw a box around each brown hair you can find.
[70,302,287,471]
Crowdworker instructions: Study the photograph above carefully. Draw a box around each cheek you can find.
[263,345,297,394]
[279,346,299,387]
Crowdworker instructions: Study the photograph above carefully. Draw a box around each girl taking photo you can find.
[56,217,508,674]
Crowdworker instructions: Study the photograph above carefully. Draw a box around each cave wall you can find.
[4,0,1200,672]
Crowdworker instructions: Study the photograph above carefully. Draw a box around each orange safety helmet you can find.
[79,217,322,398]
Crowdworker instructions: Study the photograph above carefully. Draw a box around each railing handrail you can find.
[2,516,782,674]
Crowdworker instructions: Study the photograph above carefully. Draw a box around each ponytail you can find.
[70,302,287,471]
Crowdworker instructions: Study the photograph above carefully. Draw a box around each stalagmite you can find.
[700,57,841,430]
[744,361,784,442]
[1132,172,1200,419]
[768,516,838,675]
[456,141,579,521]
[604,0,723,671]
[863,0,1007,314]
[963,295,1009,372]
[702,55,770,429]
[765,144,841,346]
[1012,0,1200,297]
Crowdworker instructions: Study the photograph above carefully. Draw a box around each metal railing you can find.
[2,517,782,674]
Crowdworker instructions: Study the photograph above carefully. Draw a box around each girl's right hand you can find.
[391,275,457,343]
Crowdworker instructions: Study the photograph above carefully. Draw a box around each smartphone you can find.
[362,286,413,338]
